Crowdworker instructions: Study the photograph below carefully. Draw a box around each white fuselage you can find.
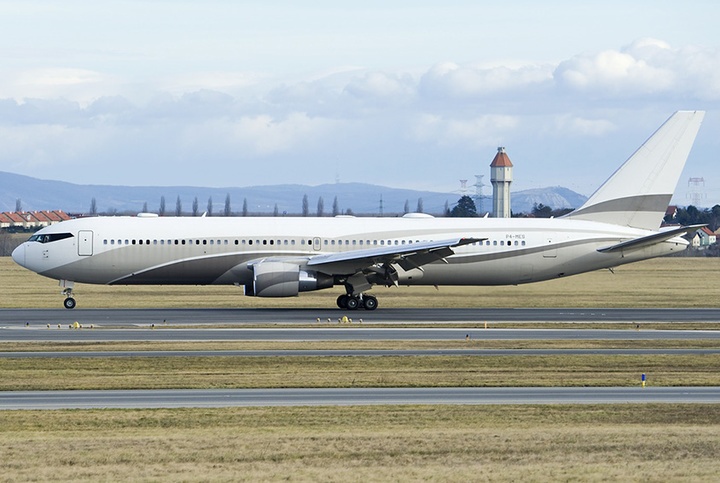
[12,214,687,290]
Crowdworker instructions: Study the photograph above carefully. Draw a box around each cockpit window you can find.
[28,233,74,244]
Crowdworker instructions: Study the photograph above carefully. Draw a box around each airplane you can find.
[11,110,705,310]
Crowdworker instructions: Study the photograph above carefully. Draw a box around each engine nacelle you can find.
[247,261,333,297]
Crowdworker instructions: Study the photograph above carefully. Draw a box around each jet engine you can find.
[246,261,333,297]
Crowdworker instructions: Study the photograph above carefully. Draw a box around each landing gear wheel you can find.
[63,297,77,310]
[363,295,378,311]
[337,294,349,309]
[345,297,360,310]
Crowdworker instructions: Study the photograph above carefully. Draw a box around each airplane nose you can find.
[11,243,25,267]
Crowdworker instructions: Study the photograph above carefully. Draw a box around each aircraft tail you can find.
[564,111,705,230]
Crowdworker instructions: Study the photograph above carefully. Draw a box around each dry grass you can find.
[1,256,719,309]
[2,405,720,481]
[3,338,720,352]
[2,353,719,391]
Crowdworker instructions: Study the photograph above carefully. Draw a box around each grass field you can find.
[1,256,719,309]
[2,405,720,481]
[2,352,719,391]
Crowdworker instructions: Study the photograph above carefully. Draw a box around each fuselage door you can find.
[313,237,322,251]
[78,230,93,256]
[542,238,557,259]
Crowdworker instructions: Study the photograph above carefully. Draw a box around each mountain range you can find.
[1,171,587,216]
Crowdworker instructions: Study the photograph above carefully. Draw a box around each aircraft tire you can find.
[63,297,77,310]
[363,296,378,311]
[337,295,349,309]
[345,297,360,310]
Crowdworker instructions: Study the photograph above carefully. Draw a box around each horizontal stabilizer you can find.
[597,225,704,253]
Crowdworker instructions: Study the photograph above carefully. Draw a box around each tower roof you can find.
[490,147,513,167]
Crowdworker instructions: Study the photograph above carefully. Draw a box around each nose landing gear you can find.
[61,281,76,309]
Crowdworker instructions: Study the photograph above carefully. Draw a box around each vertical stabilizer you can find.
[564,111,704,230]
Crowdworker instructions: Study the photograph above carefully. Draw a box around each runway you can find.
[1,307,719,327]
[2,387,720,410]
[2,307,719,342]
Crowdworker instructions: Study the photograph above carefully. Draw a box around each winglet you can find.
[564,111,705,230]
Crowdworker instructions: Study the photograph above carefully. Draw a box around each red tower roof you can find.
[490,147,513,167]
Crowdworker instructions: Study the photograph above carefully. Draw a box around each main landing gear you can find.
[336,293,378,311]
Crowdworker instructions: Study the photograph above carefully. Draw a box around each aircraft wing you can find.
[597,225,704,253]
[306,237,484,274]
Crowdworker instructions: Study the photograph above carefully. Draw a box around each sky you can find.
[1,0,719,206]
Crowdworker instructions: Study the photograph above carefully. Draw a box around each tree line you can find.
[666,205,720,231]
[84,194,435,217]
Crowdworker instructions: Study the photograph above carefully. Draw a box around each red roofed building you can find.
[0,213,12,229]
[697,226,717,247]
[0,211,73,232]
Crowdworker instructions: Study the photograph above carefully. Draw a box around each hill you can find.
[0,171,586,216]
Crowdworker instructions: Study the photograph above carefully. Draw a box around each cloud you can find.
[2,68,117,104]
[555,49,674,96]
[343,72,416,105]
[0,38,719,200]
[554,38,720,100]
[174,112,344,158]
[410,114,519,148]
[419,62,553,100]
[552,115,617,137]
